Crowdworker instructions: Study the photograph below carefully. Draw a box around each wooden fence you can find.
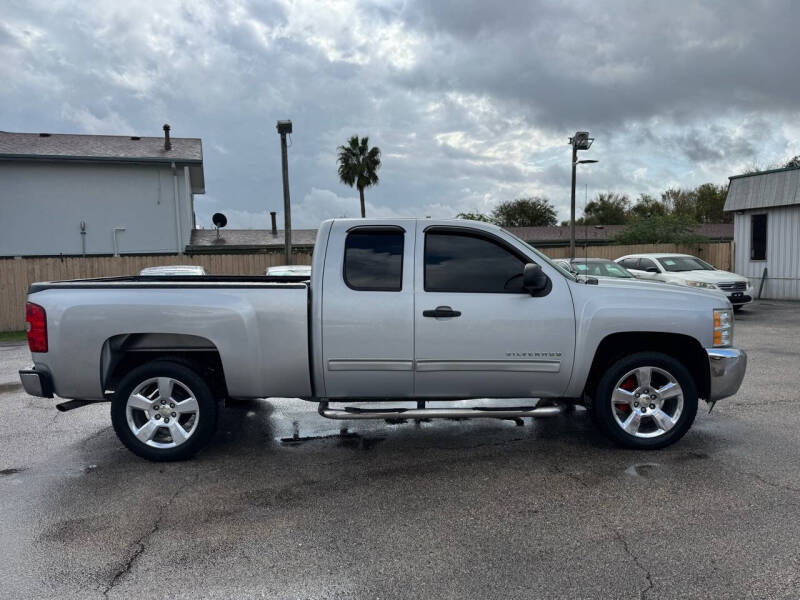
[0,241,732,332]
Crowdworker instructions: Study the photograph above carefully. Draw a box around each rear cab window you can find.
[343,229,404,291]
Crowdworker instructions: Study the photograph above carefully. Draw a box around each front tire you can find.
[111,360,219,461]
[592,352,698,450]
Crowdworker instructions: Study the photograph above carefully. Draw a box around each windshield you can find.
[572,261,633,278]
[657,256,715,272]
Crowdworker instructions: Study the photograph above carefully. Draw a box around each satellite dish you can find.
[212,213,227,228]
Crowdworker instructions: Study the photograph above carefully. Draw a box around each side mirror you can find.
[523,263,549,295]
[646,267,659,274]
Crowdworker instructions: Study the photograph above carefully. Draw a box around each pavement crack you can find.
[550,465,655,599]
[610,529,654,600]
[101,486,182,598]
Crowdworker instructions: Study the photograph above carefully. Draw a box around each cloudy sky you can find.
[3,0,799,228]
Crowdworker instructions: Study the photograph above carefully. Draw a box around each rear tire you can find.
[592,352,698,450]
[111,360,218,461]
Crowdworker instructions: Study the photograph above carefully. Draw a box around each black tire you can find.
[592,352,698,450]
[111,360,218,461]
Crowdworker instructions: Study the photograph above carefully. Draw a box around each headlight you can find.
[686,280,717,289]
[713,308,733,347]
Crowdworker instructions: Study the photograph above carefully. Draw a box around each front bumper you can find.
[19,368,54,398]
[706,348,747,401]
[727,292,752,306]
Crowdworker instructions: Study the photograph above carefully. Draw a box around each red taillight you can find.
[25,302,48,353]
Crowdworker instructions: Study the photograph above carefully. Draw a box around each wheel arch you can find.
[101,333,228,399]
[584,332,710,401]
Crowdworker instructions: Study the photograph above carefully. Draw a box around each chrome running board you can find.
[317,401,564,420]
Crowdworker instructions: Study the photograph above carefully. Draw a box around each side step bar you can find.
[317,401,564,420]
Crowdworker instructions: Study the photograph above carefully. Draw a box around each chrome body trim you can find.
[706,348,747,401]
[327,360,414,371]
[414,360,561,373]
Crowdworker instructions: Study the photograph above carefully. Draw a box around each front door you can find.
[413,224,575,399]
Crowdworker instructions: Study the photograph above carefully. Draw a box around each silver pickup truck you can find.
[19,218,747,460]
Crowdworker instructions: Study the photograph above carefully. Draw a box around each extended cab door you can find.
[320,221,415,398]
[413,224,576,399]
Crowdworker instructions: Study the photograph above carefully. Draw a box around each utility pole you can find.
[277,120,293,265]
[568,131,596,260]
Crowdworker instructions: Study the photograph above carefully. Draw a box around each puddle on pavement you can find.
[280,423,386,450]
[625,463,661,478]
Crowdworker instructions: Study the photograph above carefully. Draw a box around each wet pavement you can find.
[1,301,799,599]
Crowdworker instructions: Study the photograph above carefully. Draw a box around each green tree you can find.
[455,212,493,223]
[337,135,381,218]
[661,187,696,219]
[491,197,557,227]
[628,193,668,220]
[784,155,800,168]
[579,192,630,225]
[614,214,707,244]
[694,183,731,223]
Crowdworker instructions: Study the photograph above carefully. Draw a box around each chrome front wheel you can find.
[610,366,684,439]
[593,352,698,450]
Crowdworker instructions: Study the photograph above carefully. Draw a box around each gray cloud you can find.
[2,0,798,229]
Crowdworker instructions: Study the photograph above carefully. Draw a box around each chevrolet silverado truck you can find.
[19,219,747,461]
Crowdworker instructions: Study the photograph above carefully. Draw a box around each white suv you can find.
[616,253,753,311]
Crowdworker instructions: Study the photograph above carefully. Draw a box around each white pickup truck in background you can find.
[20,219,747,461]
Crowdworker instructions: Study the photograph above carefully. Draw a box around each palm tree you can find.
[337,135,381,218]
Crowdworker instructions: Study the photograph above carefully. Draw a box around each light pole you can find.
[277,120,293,265]
[569,132,595,260]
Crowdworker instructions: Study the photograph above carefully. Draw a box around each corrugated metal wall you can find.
[734,206,800,299]
[0,242,733,331]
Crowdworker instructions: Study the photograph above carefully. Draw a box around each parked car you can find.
[19,218,746,460]
[266,265,311,278]
[139,265,207,276]
[553,258,637,280]
[615,253,752,311]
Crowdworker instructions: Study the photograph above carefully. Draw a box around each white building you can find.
[0,127,203,256]
[724,165,800,299]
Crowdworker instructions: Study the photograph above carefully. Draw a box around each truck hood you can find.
[585,276,730,304]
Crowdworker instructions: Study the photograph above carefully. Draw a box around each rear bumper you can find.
[19,368,54,398]
[706,348,747,401]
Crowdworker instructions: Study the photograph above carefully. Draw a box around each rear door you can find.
[320,222,415,398]
[413,224,576,399]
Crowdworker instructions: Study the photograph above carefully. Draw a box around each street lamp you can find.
[569,132,596,260]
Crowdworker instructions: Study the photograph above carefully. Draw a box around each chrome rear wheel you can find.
[125,377,200,449]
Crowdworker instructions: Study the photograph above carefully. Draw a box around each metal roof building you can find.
[725,165,800,299]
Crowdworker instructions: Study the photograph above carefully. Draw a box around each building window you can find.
[424,230,527,293]
[750,214,767,261]
[343,229,404,291]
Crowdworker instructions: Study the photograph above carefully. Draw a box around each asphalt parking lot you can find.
[1,301,799,599]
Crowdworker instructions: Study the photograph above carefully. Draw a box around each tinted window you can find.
[344,230,404,291]
[639,258,659,272]
[619,258,640,270]
[425,231,526,293]
[751,214,767,260]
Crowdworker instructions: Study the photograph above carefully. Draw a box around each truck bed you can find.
[26,276,312,401]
